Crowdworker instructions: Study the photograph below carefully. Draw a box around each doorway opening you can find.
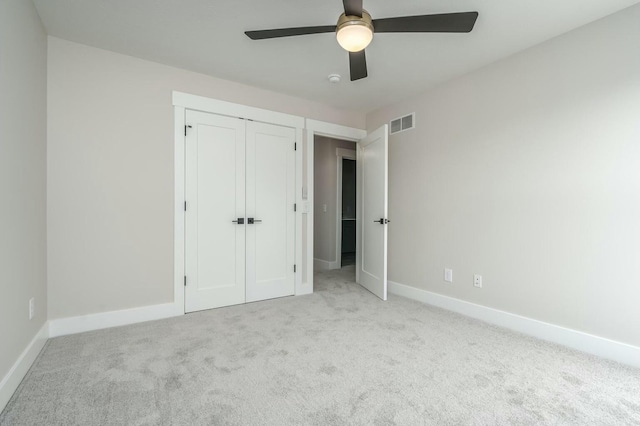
[313,136,356,279]
[341,158,356,267]
[305,121,387,299]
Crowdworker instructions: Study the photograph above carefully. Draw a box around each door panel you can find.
[185,110,246,312]
[357,125,388,300]
[246,121,296,302]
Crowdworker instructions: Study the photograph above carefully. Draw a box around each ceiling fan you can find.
[245,0,479,82]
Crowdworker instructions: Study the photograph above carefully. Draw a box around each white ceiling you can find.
[33,0,639,113]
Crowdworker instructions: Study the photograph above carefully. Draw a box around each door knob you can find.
[247,218,262,224]
[374,218,390,224]
[232,218,244,224]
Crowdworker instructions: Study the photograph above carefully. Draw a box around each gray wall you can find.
[46,37,365,320]
[367,5,640,346]
[0,0,48,382]
[313,137,356,264]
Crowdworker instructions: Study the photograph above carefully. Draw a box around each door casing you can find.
[305,120,367,292]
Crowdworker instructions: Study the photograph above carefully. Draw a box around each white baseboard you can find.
[0,322,49,412]
[314,258,340,271]
[388,281,640,368]
[49,303,178,338]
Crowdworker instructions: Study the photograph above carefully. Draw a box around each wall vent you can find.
[389,113,415,135]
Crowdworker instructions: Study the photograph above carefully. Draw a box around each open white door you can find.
[356,125,389,300]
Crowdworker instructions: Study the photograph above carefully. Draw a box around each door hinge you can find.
[184,125,192,136]
[184,201,187,211]
[294,142,297,151]
[184,276,187,286]
[294,265,297,273]
[294,203,297,212]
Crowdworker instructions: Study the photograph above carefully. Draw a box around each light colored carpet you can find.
[2,266,639,425]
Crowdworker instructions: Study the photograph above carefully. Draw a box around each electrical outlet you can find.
[474,274,482,288]
[444,268,453,283]
[29,298,35,320]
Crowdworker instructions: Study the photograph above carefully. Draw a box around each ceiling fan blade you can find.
[349,50,367,81]
[373,12,479,33]
[245,25,336,40]
[343,0,363,17]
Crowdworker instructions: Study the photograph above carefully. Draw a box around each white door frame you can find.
[304,119,367,293]
[335,148,357,270]
[173,91,304,316]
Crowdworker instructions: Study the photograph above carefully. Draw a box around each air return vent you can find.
[389,113,415,135]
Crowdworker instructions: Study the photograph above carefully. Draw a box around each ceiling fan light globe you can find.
[336,24,373,52]
[336,12,374,52]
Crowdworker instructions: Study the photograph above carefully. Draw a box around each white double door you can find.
[185,110,296,313]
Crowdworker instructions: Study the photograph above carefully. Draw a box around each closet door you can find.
[185,111,246,313]
[245,121,296,302]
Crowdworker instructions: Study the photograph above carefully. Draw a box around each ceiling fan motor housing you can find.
[337,10,374,32]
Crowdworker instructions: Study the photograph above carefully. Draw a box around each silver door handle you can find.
[374,218,390,224]
[248,218,262,224]
[232,218,244,224]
